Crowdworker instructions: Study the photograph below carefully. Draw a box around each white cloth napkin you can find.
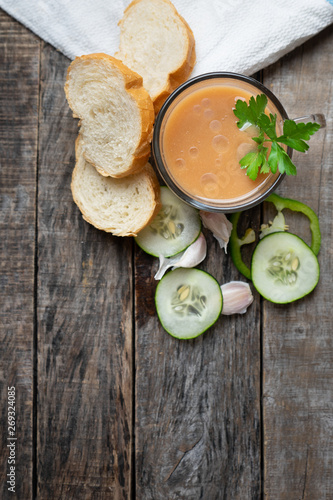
[1,0,333,76]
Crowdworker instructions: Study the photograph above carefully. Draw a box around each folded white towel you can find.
[1,0,332,76]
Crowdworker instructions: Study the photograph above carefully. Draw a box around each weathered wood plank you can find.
[36,44,133,499]
[0,11,40,500]
[1,6,332,499]
[135,214,262,498]
[262,25,333,499]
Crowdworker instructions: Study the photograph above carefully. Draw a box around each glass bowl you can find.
[152,72,292,213]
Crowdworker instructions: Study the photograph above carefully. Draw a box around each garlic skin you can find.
[200,211,233,253]
[260,211,289,239]
[154,233,207,280]
[221,281,254,315]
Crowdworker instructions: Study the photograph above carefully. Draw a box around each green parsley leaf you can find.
[269,142,297,176]
[240,146,269,180]
[233,94,320,180]
[282,119,321,140]
[252,130,266,145]
[277,120,321,152]
[259,146,270,174]
[240,151,262,180]
[234,94,268,128]
[257,113,277,141]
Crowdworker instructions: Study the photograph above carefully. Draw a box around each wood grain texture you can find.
[36,44,133,499]
[262,25,333,499]
[134,220,262,499]
[0,11,40,500]
[1,7,333,500]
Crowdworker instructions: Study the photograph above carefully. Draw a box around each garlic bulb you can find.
[154,233,207,280]
[221,281,254,315]
[200,211,233,253]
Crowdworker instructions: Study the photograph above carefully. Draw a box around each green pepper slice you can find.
[229,194,321,280]
[229,211,255,280]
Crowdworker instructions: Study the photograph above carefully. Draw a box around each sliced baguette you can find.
[116,0,196,113]
[65,53,155,178]
[71,136,161,237]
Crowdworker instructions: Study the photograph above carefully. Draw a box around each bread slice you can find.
[71,136,161,236]
[116,0,196,113]
[65,53,155,178]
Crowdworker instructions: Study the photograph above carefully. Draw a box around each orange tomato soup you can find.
[162,85,273,201]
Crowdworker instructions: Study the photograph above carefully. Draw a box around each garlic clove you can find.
[221,281,254,315]
[154,254,180,280]
[154,233,207,280]
[200,211,233,253]
[172,232,207,270]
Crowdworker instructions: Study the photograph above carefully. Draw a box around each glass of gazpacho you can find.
[152,72,291,213]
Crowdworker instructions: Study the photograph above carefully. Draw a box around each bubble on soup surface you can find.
[241,123,260,137]
[201,98,211,108]
[193,104,201,114]
[204,108,214,120]
[200,173,220,198]
[189,146,199,158]
[175,158,186,168]
[237,142,257,162]
[218,171,231,187]
[212,134,229,153]
[209,120,222,133]
[227,160,241,172]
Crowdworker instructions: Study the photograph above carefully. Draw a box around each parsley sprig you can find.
[233,94,321,180]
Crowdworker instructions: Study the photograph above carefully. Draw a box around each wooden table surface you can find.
[1,9,332,500]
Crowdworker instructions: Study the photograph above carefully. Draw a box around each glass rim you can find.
[152,71,291,213]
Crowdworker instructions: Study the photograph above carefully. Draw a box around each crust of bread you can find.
[71,135,161,237]
[116,0,196,113]
[64,53,155,177]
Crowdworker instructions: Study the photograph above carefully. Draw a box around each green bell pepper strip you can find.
[229,193,321,280]
[229,211,255,280]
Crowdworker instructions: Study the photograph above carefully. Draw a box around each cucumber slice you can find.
[155,268,223,339]
[135,186,201,257]
[251,232,319,304]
